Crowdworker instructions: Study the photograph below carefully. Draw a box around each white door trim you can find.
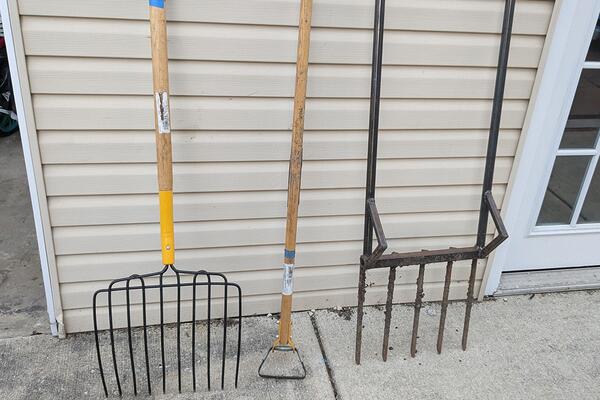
[0,0,61,335]
[484,0,600,295]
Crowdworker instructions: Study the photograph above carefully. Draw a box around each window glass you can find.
[559,128,597,149]
[586,16,600,62]
[568,70,600,119]
[579,162,600,223]
[537,156,591,225]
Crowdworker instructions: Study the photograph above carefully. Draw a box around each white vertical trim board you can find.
[484,0,600,295]
[0,0,60,336]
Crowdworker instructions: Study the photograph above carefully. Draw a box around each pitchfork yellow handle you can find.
[150,0,175,265]
[159,191,175,264]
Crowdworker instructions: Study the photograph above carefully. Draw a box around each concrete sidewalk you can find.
[1,291,599,400]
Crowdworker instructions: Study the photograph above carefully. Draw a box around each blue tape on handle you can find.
[150,0,165,8]
[284,249,296,260]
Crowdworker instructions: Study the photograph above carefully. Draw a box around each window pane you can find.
[537,156,591,225]
[559,128,598,149]
[587,16,600,62]
[579,161,600,223]
[568,70,600,119]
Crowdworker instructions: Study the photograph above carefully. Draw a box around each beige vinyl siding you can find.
[17,0,555,333]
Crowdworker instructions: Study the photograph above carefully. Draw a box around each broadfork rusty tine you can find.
[437,261,453,354]
[355,263,367,365]
[125,278,138,396]
[462,258,478,351]
[381,267,396,361]
[410,263,426,358]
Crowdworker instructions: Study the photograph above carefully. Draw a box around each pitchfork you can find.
[92,0,242,396]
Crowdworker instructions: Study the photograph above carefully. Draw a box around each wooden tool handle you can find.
[149,0,175,265]
[278,0,313,347]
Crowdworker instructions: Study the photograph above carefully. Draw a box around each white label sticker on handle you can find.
[282,263,294,295]
[155,92,171,134]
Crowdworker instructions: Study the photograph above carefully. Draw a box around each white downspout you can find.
[0,1,58,336]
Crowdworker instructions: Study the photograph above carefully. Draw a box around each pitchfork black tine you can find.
[191,272,201,392]
[233,283,242,388]
[221,275,229,390]
[107,282,122,397]
[175,268,182,393]
[410,263,425,358]
[125,278,138,396]
[382,266,396,361]
[159,272,166,394]
[138,276,151,395]
[93,291,108,397]
[207,273,212,391]
[437,260,453,354]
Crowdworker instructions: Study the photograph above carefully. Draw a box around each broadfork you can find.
[355,0,512,364]
[258,0,312,380]
[93,0,242,396]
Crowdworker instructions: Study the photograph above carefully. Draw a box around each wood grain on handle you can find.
[278,0,312,347]
[150,1,175,265]
[150,5,173,192]
[284,0,312,263]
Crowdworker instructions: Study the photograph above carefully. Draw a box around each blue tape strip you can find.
[149,0,165,8]
[284,249,296,260]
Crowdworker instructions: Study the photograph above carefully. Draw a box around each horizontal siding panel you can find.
[21,17,545,68]
[56,235,485,283]
[38,130,521,164]
[28,58,536,99]
[18,0,553,35]
[43,158,513,196]
[47,185,506,227]
[64,281,482,332]
[60,261,484,310]
[51,211,494,255]
[32,96,529,131]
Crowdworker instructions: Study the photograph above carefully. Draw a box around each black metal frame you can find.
[257,346,307,380]
[355,0,513,364]
[93,265,242,397]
